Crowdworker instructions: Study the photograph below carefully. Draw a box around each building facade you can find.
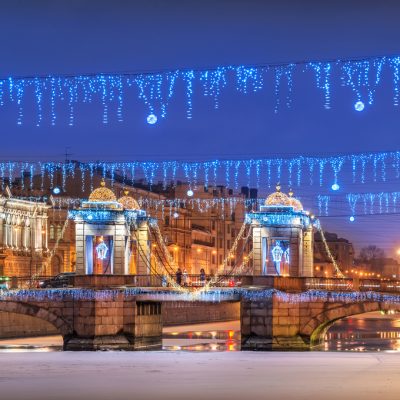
[0,191,50,277]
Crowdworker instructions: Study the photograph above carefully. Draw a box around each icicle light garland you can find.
[2,287,400,304]
[316,191,400,217]
[1,55,400,125]
[2,150,400,191]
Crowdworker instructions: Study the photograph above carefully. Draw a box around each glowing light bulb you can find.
[349,216,355,222]
[173,212,179,218]
[52,187,61,194]
[187,189,194,197]
[147,114,157,124]
[87,214,93,220]
[354,101,365,112]
[331,183,340,191]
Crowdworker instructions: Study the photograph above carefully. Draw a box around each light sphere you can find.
[349,216,355,222]
[173,212,179,218]
[52,187,61,195]
[187,189,194,197]
[331,183,340,191]
[354,101,365,112]
[147,114,157,124]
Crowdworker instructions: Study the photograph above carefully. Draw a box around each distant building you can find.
[0,192,50,277]
[313,231,354,277]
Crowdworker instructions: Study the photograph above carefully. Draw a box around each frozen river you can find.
[1,351,400,400]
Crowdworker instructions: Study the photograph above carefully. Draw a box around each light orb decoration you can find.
[349,216,355,222]
[187,189,194,197]
[173,212,179,218]
[354,101,365,112]
[52,187,61,195]
[147,114,157,125]
[87,214,93,220]
[331,183,340,191]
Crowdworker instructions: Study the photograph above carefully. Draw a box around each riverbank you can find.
[1,351,400,400]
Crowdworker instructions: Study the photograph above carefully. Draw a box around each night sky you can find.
[1,0,400,256]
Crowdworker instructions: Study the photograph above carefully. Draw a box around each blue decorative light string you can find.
[3,150,400,192]
[1,54,400,125]
[3,287,400,305]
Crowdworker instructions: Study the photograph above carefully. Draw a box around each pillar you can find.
[137,222,150,275]
[241,293,310,350]
[302,227,314,277]
[63,292,162,351]
[252,225,263,275]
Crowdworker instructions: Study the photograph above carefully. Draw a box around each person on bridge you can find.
[176,268,182,286]
[200,268,206,286]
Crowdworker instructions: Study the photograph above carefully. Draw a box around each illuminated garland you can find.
[2,150,400,192]
[3,287,400,304]
[1,55,399,125]
[317,191,400,219]
[316,227,345,278]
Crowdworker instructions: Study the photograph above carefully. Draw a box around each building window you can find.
[212,254,216,265]
[56,225,63,240]
[165,216,170,226]
[49,224,55,240]
[219,255,223,265]
[211,221,215,231]
[227,240,231,249]
[227,225,231,234]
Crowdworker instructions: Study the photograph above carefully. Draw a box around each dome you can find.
[265,184,291,207]
[288,189,303,211]
[118,190,140,210]
[88,180,117,202]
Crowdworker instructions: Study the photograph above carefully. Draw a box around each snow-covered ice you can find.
[0,351,400,400]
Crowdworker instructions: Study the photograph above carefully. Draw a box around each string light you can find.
[4,149,400,192]
[1,54,399,125]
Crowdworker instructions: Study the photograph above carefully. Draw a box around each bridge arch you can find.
[0,301,73,337]
[301,301,400,347]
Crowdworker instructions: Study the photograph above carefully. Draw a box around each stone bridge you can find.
[1,275,400,350]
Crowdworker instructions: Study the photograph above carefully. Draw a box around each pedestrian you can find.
[176,268,182,286]
[200,268,206,286]
[182,268,188,286]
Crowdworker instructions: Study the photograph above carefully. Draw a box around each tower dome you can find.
[118,190,140,210]
[265,184,291,207]
[88,179,117,202]
[288,189,303,211]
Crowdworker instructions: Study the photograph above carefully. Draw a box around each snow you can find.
[0,351,400,400]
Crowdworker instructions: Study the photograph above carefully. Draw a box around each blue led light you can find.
[52,187,61,195]
[349,216,355,222]
[187,189,194,197]
[354,101,365,111]
[147,114,157,124]
[331,183,340,191]
[0,54,398,125]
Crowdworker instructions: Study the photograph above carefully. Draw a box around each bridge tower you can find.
[68,180,151,275]
[247,185,315,277]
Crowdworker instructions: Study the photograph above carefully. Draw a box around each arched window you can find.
[49,224,55,240]
[56,225,63,240]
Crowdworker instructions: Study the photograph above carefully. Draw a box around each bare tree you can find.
[359,245,385,262]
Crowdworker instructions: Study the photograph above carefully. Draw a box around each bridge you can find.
[1,275,400,350]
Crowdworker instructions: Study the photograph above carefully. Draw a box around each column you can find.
[252,224,262,275]
[137,222,150,275]
[302,227,314,277]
